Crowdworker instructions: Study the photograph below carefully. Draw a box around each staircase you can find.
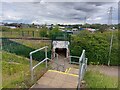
[29,46,88,89]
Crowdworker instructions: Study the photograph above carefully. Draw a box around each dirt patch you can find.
[87,65,119,77]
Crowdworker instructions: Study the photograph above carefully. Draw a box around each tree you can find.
[99,25,107,33]
[39,27,48,37]
[49,25,62,39]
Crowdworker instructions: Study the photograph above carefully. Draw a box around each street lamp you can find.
[108,26,115,66]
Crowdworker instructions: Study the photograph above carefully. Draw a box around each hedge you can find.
[70,30,119,66]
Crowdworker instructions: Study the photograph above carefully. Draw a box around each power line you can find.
[108,7,113,26]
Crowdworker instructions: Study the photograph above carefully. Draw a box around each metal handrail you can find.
[29,46,88,89]
[77,50,88,89]
[53,52,65,71]
[69,56,80,64]
[29,46,49,81]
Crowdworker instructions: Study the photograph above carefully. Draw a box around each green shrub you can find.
[70,30,118,65]
[39,27,48,37]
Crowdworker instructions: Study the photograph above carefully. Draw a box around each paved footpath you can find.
[31,70,78,88]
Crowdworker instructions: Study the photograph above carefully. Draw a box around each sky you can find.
[0,0,119,24]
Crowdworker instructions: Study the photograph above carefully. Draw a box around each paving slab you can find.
[31,70,78,88]
[68,68,79,75]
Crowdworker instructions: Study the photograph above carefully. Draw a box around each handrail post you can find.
[45,47,48,68]
[70,56,71,64]
[29,46,48,81]
[85,58,88,70]
[56,53,59,71]
[30,54,34,81]
[78,49,86,89]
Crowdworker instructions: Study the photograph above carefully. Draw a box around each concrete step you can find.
[31,70,78,88]
[65,68,79,75]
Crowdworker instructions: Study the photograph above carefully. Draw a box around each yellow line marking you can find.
[48,70,78,77]
[67,68,71,73]
[65,68,68,73]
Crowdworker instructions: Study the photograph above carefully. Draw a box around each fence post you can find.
[70,56,71,64]
[45,47,47,68]
[32,31,34,37]
[28,31,29,35]
[22,31,24,37]
[30,54,33,81]
[85,58,88,70]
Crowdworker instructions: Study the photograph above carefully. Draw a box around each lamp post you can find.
[107,7,114,66]
[108,27,115,66]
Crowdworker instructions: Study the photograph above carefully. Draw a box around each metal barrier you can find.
[52,52,65,71]
[69,56,80,64]
[77,50,88,89]
[29,46,49,81]
[67,50,87,89]
[29,46,66,80]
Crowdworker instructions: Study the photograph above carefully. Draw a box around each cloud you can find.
[1,2,118,24]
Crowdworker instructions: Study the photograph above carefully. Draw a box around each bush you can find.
[39,27,48,37]
[70,30,118,66]
[48,25,63,39]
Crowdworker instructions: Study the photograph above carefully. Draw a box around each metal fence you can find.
[2,31,44,38]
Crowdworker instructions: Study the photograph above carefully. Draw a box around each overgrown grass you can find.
[84,70,118,88]
[2,38,51,88]
[2,51,46,88]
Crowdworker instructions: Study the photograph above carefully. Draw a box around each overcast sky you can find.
[1,0,119,24]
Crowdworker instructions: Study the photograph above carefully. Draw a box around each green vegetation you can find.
[1,26,49,38]
[2,51,46,88]
[2,38,51,61]
[84,70,118,88]
[49,25,63,39]
[1,26,70,41]
[39,27,48,37]
[2,38,51,88]
[70,30,118,65]
[1,24,119,88]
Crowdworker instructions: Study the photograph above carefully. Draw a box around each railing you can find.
[69,56,80,64]
[30,46,87,89]
[52,52,65,71]
[29,46,49,81]
[67,50,87,89]
[77,50,88,89]
[29,46,66,81]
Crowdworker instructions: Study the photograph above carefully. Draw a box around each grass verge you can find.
[2,38,51,88]
[2,51,46,88]
[84,70,118,88]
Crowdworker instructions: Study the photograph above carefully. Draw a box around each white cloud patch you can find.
[1,2,118,24]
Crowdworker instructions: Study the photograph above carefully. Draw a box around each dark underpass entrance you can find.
[52,41,70,58]
[55,48,67,57]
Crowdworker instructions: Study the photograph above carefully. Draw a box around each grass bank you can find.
[2,51,46,88]
[84,70,118,88]
[2,39,51,88]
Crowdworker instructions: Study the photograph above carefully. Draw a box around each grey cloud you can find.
[1,2,118,24]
